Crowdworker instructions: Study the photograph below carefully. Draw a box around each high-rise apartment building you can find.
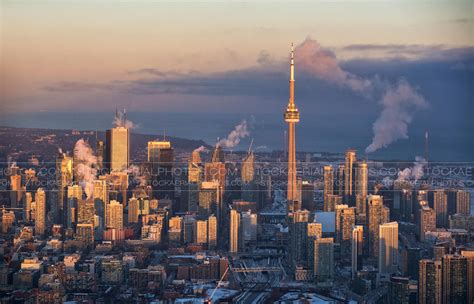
[419,205,436,241]
[355,161,368,214]
[194,220,208,245]
[368,195,390,257]
[378,221,398,280]
[335,204,355,256]
[433,190,448,228]
[344,149,356,202]
[312,237,334,286]
[106,200,123,229]
[229,209,240,253]
[35,188,46,236]
[323,165,334,211]
[419,259,442,304]
[56,152,73,224]
[442,254,468,304]
[352,225,364,279]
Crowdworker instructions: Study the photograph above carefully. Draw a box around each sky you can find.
[1,0,472,113]
[0,0,473,158]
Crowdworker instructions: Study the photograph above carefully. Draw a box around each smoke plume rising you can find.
[193,145,209,153]
[74,139,97,198]
[217,119,250,149]
[396,156,427,182]
[294,38,428,153]
[366,81,428,153]
[113,109,136,129]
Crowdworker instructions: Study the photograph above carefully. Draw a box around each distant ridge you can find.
[0,126,210,163]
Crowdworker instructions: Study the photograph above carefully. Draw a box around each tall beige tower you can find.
[35,188,46,236]
[106,127,130,172]
[229,209,240,253]
[284,43,300,204]
[378,221,399,280]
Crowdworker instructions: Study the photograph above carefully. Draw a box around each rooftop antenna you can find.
[123,108,127,126]
[248,138,254,154]
[163,129,166,141]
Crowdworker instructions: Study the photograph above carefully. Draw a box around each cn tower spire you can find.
[290,42,295,82]
[284,42,300,211]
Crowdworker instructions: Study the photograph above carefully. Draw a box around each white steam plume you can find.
[113,109,136,129]
[365,81,428,153]
[396,156,427,182]
[217,119,250,149]
[74,139,97,198]
[193,145,209,153]
[294,38,428,153]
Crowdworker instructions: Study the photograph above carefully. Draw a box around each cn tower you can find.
[284,43,300,204]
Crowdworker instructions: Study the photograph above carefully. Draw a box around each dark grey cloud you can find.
[340,44,474,61]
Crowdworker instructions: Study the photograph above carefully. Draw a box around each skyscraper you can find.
[368,195,390,257]
[198,181,220,217]
[335,204,355,256]
[455,189,471,215]
[290,209,310,269]
[208,215,217,249]
[35,188,46,236]
[168,218,182,244]
[188,150,202,183]
[56,152,73,224]
[355,161,368,215]
[148,140,174,200]
[106,126,130,172]
[76,223,94,248]
[344,149,356,202]
[323,165,334,212]
[9,165,22,208]
[419,259,442,304]
[433,190,448,228]
[284,43,300,204]
[229,209,240,253]
[96,139,105,171]
[194,220,208,245]
[389,276,411,304]
[419,205,436,241]
[312,237,334,286]
[67,185,82,229]
[241,210,257,244]
[77,198,95,224]
[128,197,140,223]
[211,145,225,163]
[106,200,123,229]
[378,222,399,281]
[352,225,364,279]
[336,164,345,196]
[241,150,255,183]
[461,250,474,304]
[442,254,468,304]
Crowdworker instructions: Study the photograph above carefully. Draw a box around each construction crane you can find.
[1,205,23,214]
[205,266,230,303]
